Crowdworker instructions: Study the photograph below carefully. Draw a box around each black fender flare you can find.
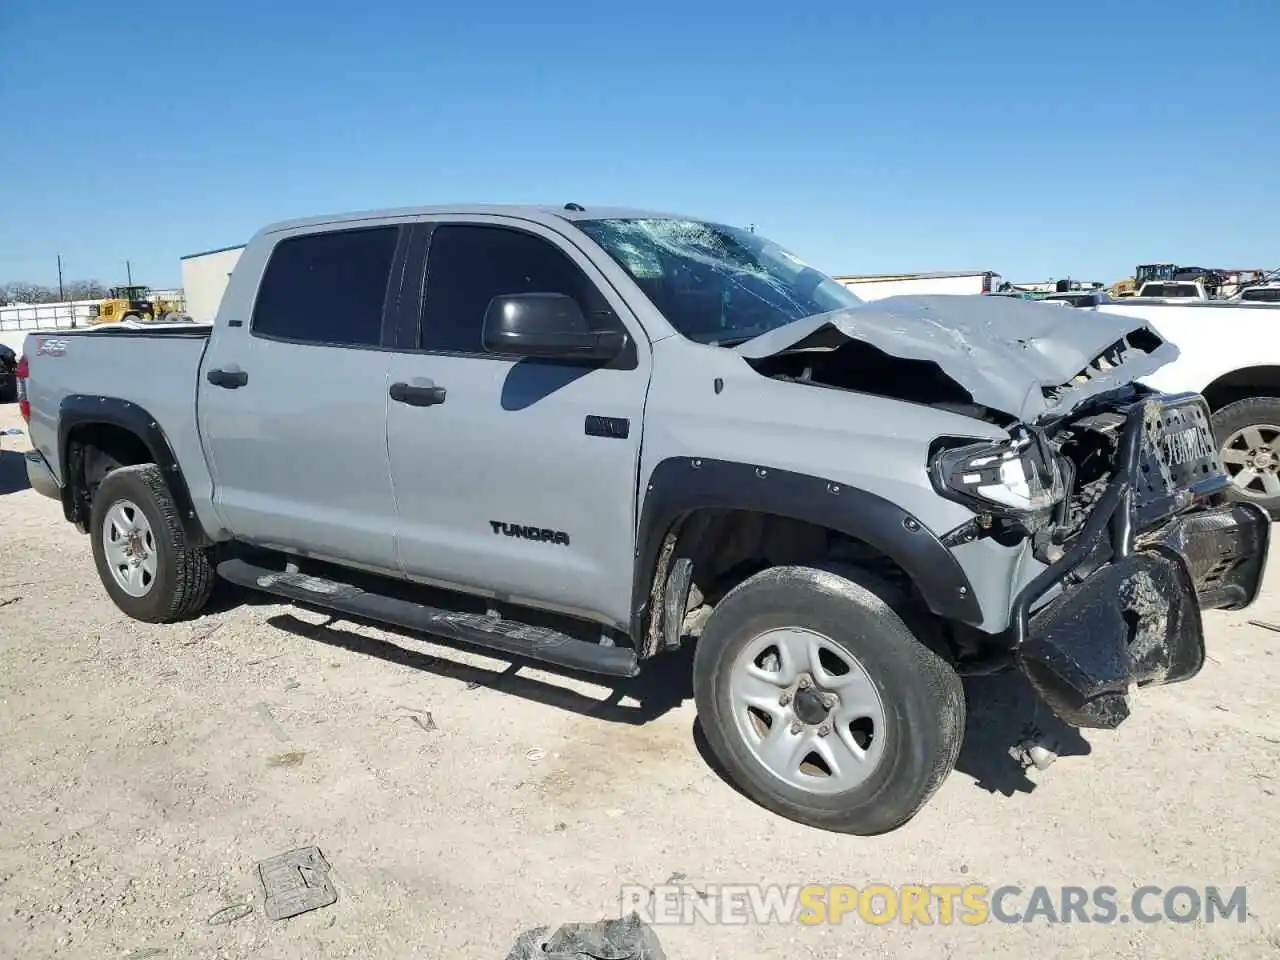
[57,394,208,546]
[629,457,983,642]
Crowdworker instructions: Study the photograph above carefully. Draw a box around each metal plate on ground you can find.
[256,846,337,920]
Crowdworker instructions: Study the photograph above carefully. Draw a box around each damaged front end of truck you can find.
[737,294,1271,731]
[1002,393,1268,728]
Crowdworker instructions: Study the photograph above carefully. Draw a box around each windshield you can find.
[577,217,861,345]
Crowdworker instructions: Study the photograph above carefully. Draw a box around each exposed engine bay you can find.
[732,292,1180,422]
[745,337,1014,425]
[738,302,1182,564]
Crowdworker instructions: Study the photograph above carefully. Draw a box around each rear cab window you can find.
[252,226,401,346]
[1142,282,1199,298]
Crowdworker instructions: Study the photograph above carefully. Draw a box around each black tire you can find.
[692,564,965,835]
[89,464,216,622]
[1210,397,1280,518]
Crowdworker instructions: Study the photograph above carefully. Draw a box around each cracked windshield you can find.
[578,218,862,345]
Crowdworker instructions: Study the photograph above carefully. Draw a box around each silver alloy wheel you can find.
[729,627,887,795]
[101,499,159,598]
[1221,424,1280,500]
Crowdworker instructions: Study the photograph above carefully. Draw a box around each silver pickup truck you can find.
[17,204,1270,835]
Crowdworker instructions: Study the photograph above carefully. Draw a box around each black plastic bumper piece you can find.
[1016,500,1269,729]
[217,558,642,679]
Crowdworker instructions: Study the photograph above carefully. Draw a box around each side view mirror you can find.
[482,293,625,361]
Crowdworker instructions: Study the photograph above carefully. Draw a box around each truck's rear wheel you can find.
[89,464,216,622]
[692,565,965,835]
[1211,397,1280,518]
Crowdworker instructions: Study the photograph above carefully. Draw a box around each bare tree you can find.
[3,282,54,304]
[65,280,108,300]
[0,280,111,305]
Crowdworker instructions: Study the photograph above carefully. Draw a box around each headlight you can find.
[930,436,1067,514]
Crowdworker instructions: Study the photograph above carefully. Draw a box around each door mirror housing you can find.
[482,293,625,361]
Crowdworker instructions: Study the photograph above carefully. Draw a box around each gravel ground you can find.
[1,401,1277,959]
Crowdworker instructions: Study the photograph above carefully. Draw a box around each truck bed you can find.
[22,324,217,526]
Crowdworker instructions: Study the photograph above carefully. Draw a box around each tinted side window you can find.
[252,226,400,346]
[420,225,607,354]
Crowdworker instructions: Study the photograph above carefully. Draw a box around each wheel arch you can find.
[57,395,208,546]
[629,457,983,655]
[1200,365,1280,413]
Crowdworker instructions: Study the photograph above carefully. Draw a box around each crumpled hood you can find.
[733,294,1180,423]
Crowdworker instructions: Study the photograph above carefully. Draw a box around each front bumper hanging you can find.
[1012,394,1270,730]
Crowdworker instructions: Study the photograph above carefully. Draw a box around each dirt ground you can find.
[1,400,1277,960]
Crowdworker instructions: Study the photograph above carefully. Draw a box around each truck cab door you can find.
[385,219,652,628]
[197,224,409,574]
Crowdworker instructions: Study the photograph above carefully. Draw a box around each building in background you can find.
[833,270,1003,300]
[181,245,244,323]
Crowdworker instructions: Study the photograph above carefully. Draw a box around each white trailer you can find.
[833,270,1003,301]
[180,245,244,323]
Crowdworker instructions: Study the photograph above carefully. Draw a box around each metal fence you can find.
[0,301,100,333]
[0,293,189,334]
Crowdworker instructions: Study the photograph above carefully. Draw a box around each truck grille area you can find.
[1131,394,1226,528]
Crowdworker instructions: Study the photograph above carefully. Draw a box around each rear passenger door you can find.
[385,218,652,628]
[198,224,408,573]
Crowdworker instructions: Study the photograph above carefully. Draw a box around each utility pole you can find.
[58,254,75,327]
[125,260,133,285]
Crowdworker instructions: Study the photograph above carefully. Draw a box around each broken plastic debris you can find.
[396,704,436,731]
[256,846,337,920]
[207,902,253,925]
[1,427,23,436]
[505,912,666,960]
[526,748,547,762]
[1009,734,1059,771]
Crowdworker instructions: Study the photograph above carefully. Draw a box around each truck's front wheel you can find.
[692,565,965,835]
[90,464,216,622]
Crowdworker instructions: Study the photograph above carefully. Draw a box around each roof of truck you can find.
[252,203,696,238]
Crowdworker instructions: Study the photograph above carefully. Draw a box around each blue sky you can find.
[2,0,1277,290]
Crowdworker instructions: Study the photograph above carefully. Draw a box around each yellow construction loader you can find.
[1108,277,1138,298]
[88,285,185,325]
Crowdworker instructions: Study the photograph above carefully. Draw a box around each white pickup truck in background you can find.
[1077,298,1280,514]
[1135,280,1209,301]
[1236,285,1280,303]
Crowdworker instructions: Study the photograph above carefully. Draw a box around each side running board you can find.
[216,558,641,679]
